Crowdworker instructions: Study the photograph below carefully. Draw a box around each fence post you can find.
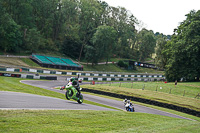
[183,90,185,96]
[131,82,133,88]
[119,82,121,87]
[156,85,158,91]
[195,93,200,99]
[169,88,172,94]
[142,84,145,90]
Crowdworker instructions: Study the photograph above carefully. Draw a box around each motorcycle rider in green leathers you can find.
[70,77,81,96]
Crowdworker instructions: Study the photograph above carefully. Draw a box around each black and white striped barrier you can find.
[0,72,57,80]
[0,67,165,81]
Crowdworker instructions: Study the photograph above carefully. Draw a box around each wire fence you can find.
[93,82,200,99]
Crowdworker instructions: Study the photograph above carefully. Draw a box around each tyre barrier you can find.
[82,88,200,117]
[0,73,21,78]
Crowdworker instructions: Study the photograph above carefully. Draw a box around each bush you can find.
[117,60,128,68]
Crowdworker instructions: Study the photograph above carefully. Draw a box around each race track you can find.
[0,91,115,111]
[17,80,192,120]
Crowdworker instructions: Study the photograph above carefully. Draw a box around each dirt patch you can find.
[0,57,29,67]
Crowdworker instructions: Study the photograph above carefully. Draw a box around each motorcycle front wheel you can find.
[77,94,83,104]
[65,90,73,100]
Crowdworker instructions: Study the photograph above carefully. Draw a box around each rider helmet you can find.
[124,98,127,102]
[70,77,75,82]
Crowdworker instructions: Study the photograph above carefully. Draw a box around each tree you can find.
[136,29,156,61]
[78,0,103,62]
[107,6,137,58]
[84,45,96,65]
[0,6,22,53]
[91,25,117,64]
[165,10,200,81]
[155,35,168,69]
[24,28,45,53]
[62,35,81,59]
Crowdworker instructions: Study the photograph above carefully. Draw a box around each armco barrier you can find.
[0,67,165,81]
[0,72,57,80]
[82,88,200,117]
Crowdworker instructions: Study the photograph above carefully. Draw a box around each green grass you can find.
[0,110,200,133]
[0,77,65,99]
[81,82,200,112]
[104,82,200,98]
[20,58,40,67]
[82,63,163,74]
[84,57,134,63]
[83,64,126,72]
[135,66,163,74]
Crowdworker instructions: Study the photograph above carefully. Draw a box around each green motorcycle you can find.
[61,84,83,104]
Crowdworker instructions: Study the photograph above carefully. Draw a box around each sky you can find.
[103,0,200,35]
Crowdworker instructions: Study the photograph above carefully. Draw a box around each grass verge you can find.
[0,77,64,99]
[101,82,200,98]
[20,58,40,67]
[0,110,200,133]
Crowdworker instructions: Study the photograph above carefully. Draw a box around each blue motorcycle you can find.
[123,99,135,112]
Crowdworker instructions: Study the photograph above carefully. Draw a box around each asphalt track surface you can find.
[0,91,115,111]
[15,80,192,120]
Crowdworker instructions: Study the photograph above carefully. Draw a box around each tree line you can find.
[0,0,157,63]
